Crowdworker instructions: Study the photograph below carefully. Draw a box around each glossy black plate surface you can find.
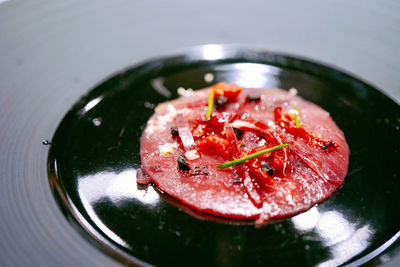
[48,47,400,266]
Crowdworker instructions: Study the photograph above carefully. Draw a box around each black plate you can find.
[48,47,400,266]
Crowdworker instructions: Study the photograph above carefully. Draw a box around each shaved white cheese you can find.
[159,142,178,155]
[145,124,164,134]
[177,87,194,97]
[288,109,299,116]
[288,88,298,96]
[157,104,177,124]
[176,114,196,150]
[258,139,266,147]
[267,120,276,129]
[176,107,191,116]
[185,150,200,160]
[146,104,177,134]
[230,120,256,129]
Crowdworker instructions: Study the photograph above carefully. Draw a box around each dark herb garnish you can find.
[233,128,243,140]
[178,155,190,171]
[201,165,209,175]
[247,93,261,102]
[191,166,202,175]
[170,126,179,137]
[215,96,229,108]
[321,140,337,150]
[189,165,209,175]
[261,161,274,175]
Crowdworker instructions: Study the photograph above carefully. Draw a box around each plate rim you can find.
[47,44,400,267]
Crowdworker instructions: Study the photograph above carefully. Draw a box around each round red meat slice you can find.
[140,85,349,223]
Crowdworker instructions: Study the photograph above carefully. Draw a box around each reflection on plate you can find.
[48,46,400,266]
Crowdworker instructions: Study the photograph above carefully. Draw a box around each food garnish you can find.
[217,144,289,169]
[205,88,214,120]
[140,82,349,223]
[293,105,300,128]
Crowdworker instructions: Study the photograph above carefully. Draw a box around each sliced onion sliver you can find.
[243,173,262,208]
[176,114,196,151]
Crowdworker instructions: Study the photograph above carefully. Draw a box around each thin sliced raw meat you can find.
[140,83,349,222]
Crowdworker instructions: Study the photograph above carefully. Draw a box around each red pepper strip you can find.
[230,120,276,143]
[207,112,232,128]
[271,132,288,176]
[225,123,263,207]
[247,158,275,186]
[224,123,242,157]
[176,114,196,151]
[213,82,243,99]
[196,135,231,159]
[227,113,242,123]
[274,106,339,151]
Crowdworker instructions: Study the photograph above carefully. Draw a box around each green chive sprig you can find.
[205,89,214,120]
[217,144,289,169]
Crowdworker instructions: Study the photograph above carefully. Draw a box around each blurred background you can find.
[0,0,399,266]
